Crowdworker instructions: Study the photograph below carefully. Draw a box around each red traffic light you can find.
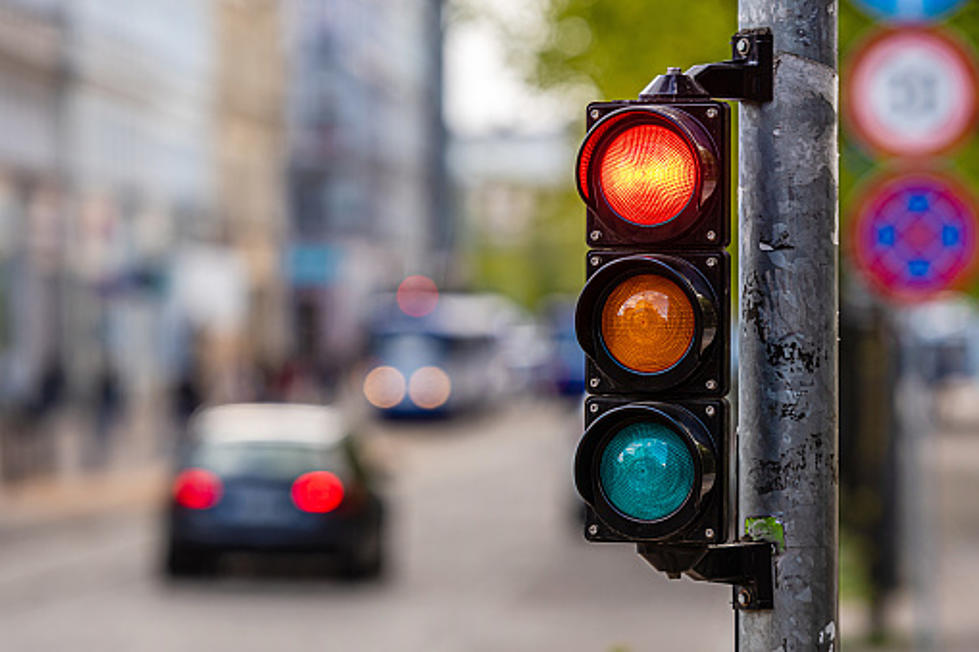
[577,106,724,245]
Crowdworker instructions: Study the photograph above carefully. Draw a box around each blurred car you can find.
[362,292,513,417]
[164,403,384,578]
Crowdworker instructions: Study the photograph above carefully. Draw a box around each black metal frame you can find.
[684,29,774,103]
[576,403,717,541]
[577,105,722,245]
[574,29,777,611]
[581,250,730,398]
[581,396,731,547]
[576,254,719,393]
[582,100,730,249]
[637,541,775,610]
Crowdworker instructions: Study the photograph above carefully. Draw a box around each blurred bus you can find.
[362,293,532,418]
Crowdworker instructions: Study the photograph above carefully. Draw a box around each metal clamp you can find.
[637,540,775,610]
[686,29,773,103]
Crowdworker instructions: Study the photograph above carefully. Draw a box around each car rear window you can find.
[189,443,347,480]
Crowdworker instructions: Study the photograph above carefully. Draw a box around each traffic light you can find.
[573,68,732,550]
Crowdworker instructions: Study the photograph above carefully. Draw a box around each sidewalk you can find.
[0,401,173,540]
[0,463,166,540]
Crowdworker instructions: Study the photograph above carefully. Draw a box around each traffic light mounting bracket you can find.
[677,29,774,103]
[637,541,775,611]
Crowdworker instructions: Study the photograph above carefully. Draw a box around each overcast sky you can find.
[443,3,579,137]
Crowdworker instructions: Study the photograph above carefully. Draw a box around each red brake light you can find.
[173,468,222,510]
[597,124,699,226]
[291,471,345,513]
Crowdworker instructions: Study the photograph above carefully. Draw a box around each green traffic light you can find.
[599,422,695,521]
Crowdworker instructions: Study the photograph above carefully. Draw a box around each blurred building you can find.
[449,130,572,247]
[448,130,576,307]
[0,0,65,415]
[0,0,290,478]
[211,0,288,396]
[284,0,448,375]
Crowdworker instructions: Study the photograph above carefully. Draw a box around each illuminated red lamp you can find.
[173,468,223,510]
[577,106,721,245]
[397,275,439,317]
[291,471,345,513]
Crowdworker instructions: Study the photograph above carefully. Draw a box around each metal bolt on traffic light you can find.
[573,30,775,609]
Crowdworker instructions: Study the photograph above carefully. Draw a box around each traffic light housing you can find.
[577,397,730,546]
[573,71,733,549]
[569,31,776,609]
[578,100,730,249]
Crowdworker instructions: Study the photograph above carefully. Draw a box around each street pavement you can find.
[0,399,733,652]
[2,396,978,651]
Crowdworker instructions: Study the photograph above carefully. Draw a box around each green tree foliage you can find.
[454,0,737,309]
[460,0,979,307]
[526,0,735,100]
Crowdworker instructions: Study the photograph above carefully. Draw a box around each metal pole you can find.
[737,2,839,650]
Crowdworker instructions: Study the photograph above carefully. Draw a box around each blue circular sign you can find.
[852,0,969,22]
[851,173,979,301]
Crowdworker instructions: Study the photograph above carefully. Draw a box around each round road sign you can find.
[851,0,969,22]
[851,172,979,302]
[846,28,978,157]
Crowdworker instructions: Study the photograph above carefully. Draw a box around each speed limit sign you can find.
[846,28,978,158]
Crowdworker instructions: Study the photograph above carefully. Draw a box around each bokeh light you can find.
[291,471,345,514]
[363,366,407,408]
[397,275,440,317]
[408,366,452,410]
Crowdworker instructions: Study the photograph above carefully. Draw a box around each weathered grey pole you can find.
[737,1,839,650]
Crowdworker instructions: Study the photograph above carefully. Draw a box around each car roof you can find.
[191,403,347,447]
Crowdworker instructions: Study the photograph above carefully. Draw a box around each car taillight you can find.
[173,468,223,510]
[291,471,345,513]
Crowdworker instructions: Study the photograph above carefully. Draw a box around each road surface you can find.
[0,399,734,652]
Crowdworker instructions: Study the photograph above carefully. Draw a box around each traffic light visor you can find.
[600,274,695,374]
[599,421,695,521]
[598,124,699,226]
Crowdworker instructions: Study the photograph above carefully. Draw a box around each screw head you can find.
[705,405,716,417]
[590,108,600,119]
[706,379,718,390]
[706,230,717,241]
[706,257,717,268]
[705,528,715,539]
[737,588,752,608]
[589,377,600,388]
[587,524,599,536]
[589,230,602,242]
[706,108,718,119]
[736,38,750,55]
[588,403,599,413]
[589,256,600,266]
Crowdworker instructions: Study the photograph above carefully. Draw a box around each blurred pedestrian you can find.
[174,361,203,431]
[91,364,121,467]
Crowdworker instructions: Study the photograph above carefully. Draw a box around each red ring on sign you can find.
[844,27,979,158]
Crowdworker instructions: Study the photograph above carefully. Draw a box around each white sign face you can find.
[847,29,977,157]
